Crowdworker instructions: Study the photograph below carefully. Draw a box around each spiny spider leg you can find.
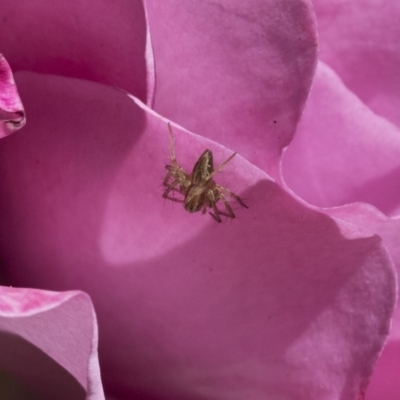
[209,152,237,179]
[163,194,185,203]
[217,184,249,209]
[163,170,174,187]
[214,193,236,218]
[163,178,181,198]
[210,202,223,223]
[207,190,235,222]
[167,122,177,162]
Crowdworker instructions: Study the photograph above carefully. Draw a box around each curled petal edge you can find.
[0,286,105,400]
[0,54,26,137]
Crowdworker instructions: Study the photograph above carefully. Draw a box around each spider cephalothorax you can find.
[162,123,248,222]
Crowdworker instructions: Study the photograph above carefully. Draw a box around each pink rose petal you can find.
[326,204,400,400]
[326,206,400,335]
[281,62,400,400]
[282,62,400,216]
[0,54,25,137]
[365,340,400,400]
[0,0,151,102]
[312,0,400,128]
[0,72,396,399]
[280,60,400,328]
[145,0,317,177]
[0,286,105,400]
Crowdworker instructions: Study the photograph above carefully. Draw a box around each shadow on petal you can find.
[0,331,85,400]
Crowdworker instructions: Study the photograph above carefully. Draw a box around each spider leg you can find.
[163,178,181,199]
[210,152,237,178]
[164,162,191,194]
[203,188,221,222]
[163,170,174,187]
[216,193,236,219]
[163,195,185,204]
[205,188,232,223]
[209,200,236,221]
[217,185,249,209]
[167,122,178,162]
[209,202,223,223]
[164,185,185,198]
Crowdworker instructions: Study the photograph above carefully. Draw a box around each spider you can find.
[162,123,248,223]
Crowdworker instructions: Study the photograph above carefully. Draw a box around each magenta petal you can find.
[0,73,396,399]
[365,341,400,400]
[327,204,400,336]
[282,62,400,216]
[0,55,25,137]
[0,286,104,400]
[312,0,400,128]
[0,0,150,102]
[326,204,400,400]
[146,0,317,176]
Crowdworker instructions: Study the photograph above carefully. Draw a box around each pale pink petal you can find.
[0,0,151,102]
[0,54,25,137]
[0,286,104,400]
[0,73,395,399]
[282,62,400,216]
[145,0,317,177]
[312,0,400,128]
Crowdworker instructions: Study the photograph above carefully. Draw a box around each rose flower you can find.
[0,1,399,399]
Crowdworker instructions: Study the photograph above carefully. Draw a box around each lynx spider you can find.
[162,123,248,223]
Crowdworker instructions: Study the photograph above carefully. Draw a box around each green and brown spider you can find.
[162,123,248,223]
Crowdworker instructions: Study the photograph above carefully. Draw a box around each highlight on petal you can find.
[0,73,396,399]
[145,0,318,177]
[282,62,400,216]
[0,54,25,137]
[0,286,105,400]
[312,0,400,128]
[0,1,150,102]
